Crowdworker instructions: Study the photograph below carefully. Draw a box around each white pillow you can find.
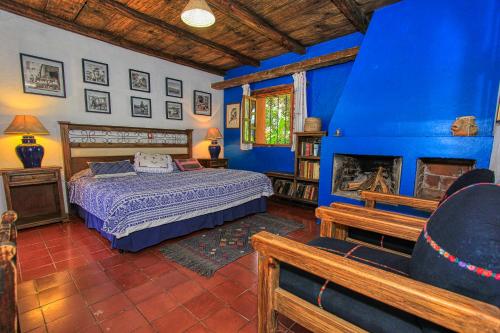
[134,152,173,173]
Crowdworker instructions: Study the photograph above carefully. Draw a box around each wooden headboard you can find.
[59,122,193,181]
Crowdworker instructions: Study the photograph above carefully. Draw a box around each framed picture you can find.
[166,101,183,120]
[129,69,150,92]
[226,103,240,128]
[166,78,183,98]
[20,53,66,98]
[85,89,111,114]
[496,85,500,123]
[82,59,109,86]
[193,90,211,116]
[131,96,152,118]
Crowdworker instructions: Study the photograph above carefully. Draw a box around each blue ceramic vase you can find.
[16,135,44,168]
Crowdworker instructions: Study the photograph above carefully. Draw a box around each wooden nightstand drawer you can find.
[8,171,57,185]
[198,158,229,169]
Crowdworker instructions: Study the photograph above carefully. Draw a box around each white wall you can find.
[0,11,224,212]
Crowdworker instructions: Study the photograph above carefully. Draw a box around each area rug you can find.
[159,213,303,277]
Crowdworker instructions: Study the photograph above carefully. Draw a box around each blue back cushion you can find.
[410,184,500,307]
[88,160,136,178]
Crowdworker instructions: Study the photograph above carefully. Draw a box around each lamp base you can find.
[16,135,44,168]
[208,140,221,159]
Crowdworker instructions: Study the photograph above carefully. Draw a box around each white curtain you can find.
[240,83,253,150]
[292,71,308,152]
[491,124,500,182]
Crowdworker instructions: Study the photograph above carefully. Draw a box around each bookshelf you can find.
[266,131,326,205]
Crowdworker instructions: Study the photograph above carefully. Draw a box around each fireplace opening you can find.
[332,154,402,199]
[414,158,475,200]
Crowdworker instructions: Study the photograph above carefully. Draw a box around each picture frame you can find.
[131,96,152,118]
[166,101,183,120]
[496,84,500,123]
[84,89,111,114]
[129,69,150,92]
[193,90,212,116]
[20,53,66,98]
[82,59,109,86]
[226,103,240,128]
[166,77,183,98]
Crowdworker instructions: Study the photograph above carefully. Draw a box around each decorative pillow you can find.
[134,152,173,173]
[410,184,500,308]
[69,168,93,182]
[88,160,136,178]
[174,158,204,171]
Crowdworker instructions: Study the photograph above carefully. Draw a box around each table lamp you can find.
[4,115,49,168]
[206,127,223,159]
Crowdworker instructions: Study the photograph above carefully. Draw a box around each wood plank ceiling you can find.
[0,0,398,76]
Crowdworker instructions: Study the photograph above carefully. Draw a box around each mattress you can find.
[68,168,273,238]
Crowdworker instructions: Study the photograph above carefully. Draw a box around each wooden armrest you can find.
[360,191,439,212]
[316,206,423,241]
[252,231,500,333]
[330,202,427,224]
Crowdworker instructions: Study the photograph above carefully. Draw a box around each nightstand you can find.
[198,158,229,169]
[1,167,67,229]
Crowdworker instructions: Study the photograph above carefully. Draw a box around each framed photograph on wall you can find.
[496,85,500,123]
[82,59,109,86]
[85,89,111,114]
[226,103,240,128]
[20,53,66,98]
[166,78,183,98]
[193,90,211,116]
[131,96,152,118]
[129,69,150,92]
[166,101,183,120]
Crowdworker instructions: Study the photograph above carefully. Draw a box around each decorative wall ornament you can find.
[193,90,211,116]
[20,53,66,98]
[451,116,478,136]
[226,103,240,128]
[166,101,183,120]
[166,77,183,98]
[131,97,152,118]
[68,129,188,145]
[129,69,150,92]
[84,89,111,114]
[82,59,109,86]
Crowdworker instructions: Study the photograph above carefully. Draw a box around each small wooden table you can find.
[198,158,229,169]
[1,167,67,229]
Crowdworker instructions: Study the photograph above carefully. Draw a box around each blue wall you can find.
[320,0,500,208]
[224,33,363,173]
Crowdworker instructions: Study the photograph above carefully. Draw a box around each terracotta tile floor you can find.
[16,201,319,333]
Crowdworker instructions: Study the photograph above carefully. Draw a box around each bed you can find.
[59,122,273,251]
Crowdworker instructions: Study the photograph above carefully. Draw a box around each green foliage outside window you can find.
[265,94,291,144]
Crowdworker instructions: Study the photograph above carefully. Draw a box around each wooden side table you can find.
[1,167,67,229]
[198,158,229,169]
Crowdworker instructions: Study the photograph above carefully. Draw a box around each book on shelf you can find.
[300,141,321,157]
[298,160,320,180]
[272,179,295,197]
[294,183,318,201]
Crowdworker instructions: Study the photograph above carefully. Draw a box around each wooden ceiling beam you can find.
[0,0,225,76]
[207,0,306,55]
[94,0,260,67]
[330,0,369,33]
[211,47,359,90]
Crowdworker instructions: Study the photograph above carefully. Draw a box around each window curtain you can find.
[240,83,253,150]
[292,71,308,152]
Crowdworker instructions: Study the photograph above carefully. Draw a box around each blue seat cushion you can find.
[279,237,423,333]
[348,228,415,254]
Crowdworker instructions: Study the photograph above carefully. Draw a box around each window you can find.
[242,85,293,146]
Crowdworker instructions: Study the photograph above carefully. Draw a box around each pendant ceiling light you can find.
[181,0,216,28]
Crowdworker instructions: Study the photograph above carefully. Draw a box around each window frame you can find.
[251,84,294,147]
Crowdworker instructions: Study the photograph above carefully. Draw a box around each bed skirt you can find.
[77,197,267,252]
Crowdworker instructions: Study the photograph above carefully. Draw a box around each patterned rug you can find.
[160,213,303,276]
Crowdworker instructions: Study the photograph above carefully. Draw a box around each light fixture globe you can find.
[181,0,215,28]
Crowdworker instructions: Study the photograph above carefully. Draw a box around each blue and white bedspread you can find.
[69,169,273,238]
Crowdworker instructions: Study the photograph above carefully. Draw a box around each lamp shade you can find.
[181,0,215,28]
[4,115,49,135]
[206,127,222,140]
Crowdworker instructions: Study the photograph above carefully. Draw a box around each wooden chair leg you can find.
[333,223,348,240]
[320,219,334,238]
[257,254,279,333]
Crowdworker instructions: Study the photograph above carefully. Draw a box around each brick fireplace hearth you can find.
[414,158,475,200]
